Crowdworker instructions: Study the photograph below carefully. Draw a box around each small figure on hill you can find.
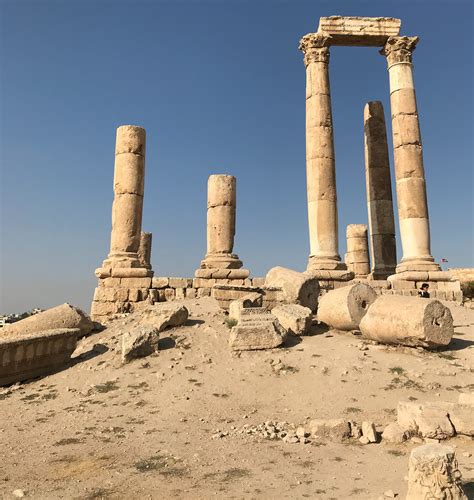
[418,283,430,298]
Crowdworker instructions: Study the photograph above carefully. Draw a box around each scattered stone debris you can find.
[228,293,263,322]
[122,326,161,363]
[308,419,351,441]
[271,304,313,336]
[382,422,408,444]
[229,311,286,351]
[396,400,474,440]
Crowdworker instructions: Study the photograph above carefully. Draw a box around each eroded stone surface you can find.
[271,304,312,336]
[2,304,93,338]
[360,296,453,348]
[317,282,377,331]
[406,444,467,500]
[122,326,160,363]
[265,267,319,312]
[0,328,79,386]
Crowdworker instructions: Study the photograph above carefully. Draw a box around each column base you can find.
[396,257,441,273]
[388,270,454,283]
[307,255,347,272]
[368,267,397,281]
[200,253,244,270]
[96,252,154,279]
[305,269,354,281]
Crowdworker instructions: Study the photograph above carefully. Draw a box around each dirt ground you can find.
[1,297,473,500]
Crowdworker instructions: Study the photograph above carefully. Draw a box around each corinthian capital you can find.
[299,33,332,66]
[380,36,419,65]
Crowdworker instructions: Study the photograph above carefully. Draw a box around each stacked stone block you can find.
[345,224,370,278]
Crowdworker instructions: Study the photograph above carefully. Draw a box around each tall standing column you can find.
[299,34,346,273]
[364,101,397,279]
[381,37,440,273]
[195,174,249,279]
[98,125,152,277]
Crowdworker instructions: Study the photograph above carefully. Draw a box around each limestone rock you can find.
[264,266,319,312]
[271,304,312,335]
[406,444,467,500]
[228,293,263,321]
[458,392,474,405]
[2,303,93,338]
[444,404,474,437]
[229,315,286,351]
[360,295,453,348]
[397,401,455,440]
[1,328,79,386]
[140,303,188,331]
[382,422,408,444]
[361,421,378,443]
[122,326,160,363]
[317,282,377,330]
[308,419,351,441]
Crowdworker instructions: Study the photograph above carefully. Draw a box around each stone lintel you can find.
[317,16,401,46]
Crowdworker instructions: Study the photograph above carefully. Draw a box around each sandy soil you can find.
[1,297,473,500]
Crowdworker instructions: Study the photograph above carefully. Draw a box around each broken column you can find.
[138,231,152,270]
[359,295,453,348]
[299,34,347,276]
[345,224,370,278]
[406,444,467,500]
[195,174,249,280]
[364,101,396,279]
[317,282,377,331]
[91,125,153,322]
[265,266,319,312]
[380,37,441,275]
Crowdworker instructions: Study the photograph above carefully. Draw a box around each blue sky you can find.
[1,0,472,313]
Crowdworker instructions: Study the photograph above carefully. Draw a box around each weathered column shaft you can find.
[364,101,396,279]
[381,37,439,272]
[299,34,344,271]
[108,125,146,265]
[207,175,236,256]
[345,224,370,277]
[196,174,249,278]
[138,231,152,269]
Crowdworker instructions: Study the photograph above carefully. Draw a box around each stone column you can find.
[364,101,397,279]
[345,224,370,278]
[299,34,346,273]
[407,444,467,499]
[195,174,249,279]
[381,37,440,274]
[97,125,151,278]
[138,231,152,270]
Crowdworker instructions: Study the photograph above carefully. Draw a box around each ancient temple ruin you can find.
[90,16,462,321]
[299,16,445,282]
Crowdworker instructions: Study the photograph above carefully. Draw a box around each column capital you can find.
[380,36,419,66]
[299,33,332,66]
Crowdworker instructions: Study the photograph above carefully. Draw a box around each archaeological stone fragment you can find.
[229,313,286,351]
[264,267,319,312]
[121,325,160,363]
[406,444,467,500]
[359,295,453,348]
[1,303,93,338]
[317,282,377,331]
[0,328,79,386]
[271,304,312,335]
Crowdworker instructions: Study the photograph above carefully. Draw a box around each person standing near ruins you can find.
[418,283,430,298]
